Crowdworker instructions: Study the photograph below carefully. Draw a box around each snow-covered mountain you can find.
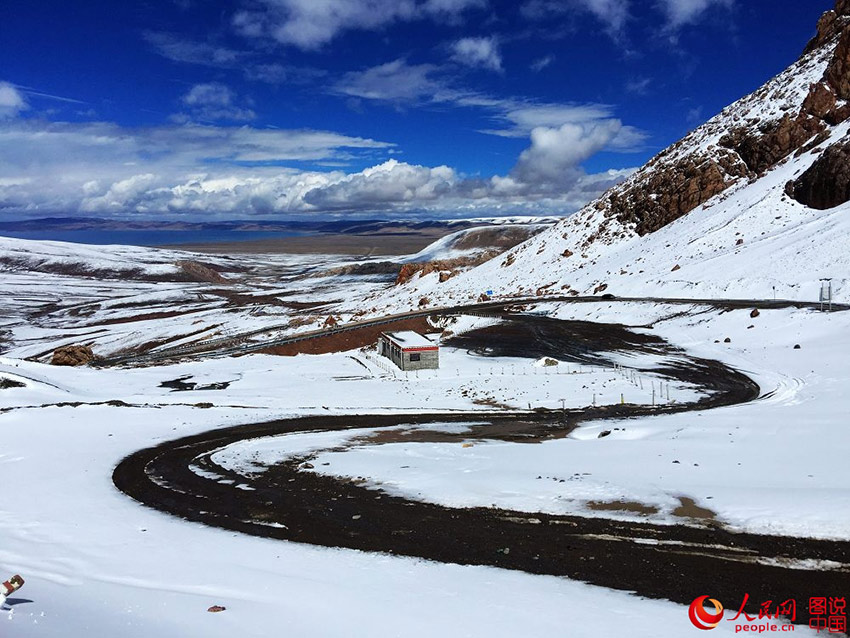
[373,1,850,310]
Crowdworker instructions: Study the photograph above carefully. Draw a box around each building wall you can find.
[378,336,439,371]
[379,337,404,369]
[402,349,439,371]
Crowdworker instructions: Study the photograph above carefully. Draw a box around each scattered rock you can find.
[323,315,340,329]
[598,430,612,439]
[561,249,574,258]
[418,297,430,307]
[477,293,491,302]
[0,377,25,390]
[207,605,226,613]
[671,264,681,272]
[51,345,95,367]
[724,337,732,343]
[593,283,609,294]
[750,309,761,318]
[794,344,802,350]
[736,238,745,246]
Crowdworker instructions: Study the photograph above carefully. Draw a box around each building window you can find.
[409,353,421,362]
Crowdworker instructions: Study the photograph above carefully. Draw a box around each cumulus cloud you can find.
[0,114,635,218]
[177,83,256,122]
[0,82,28,119]
[657,0,733,29]
[233,0,486,50]
[511,120,623,185]
[451,37,503,72]
[303,159,458,210]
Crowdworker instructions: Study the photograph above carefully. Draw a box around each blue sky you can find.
[0,0,833,219]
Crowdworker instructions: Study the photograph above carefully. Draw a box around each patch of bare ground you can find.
[673,496,719,522]
[118,324,223,358]
[84,308,210,327]
[205,289,336,310]
[0,257,222,283]
[587,500,661,516]
[258,316,434,356]
[472,397,515,410]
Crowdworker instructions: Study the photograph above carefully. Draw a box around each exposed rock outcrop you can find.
[51,345,95,367]
[789,139,850,209]
[719,114,826,176]
[607,151,746,236]
[175,260,229,284]
[395,251,499,286]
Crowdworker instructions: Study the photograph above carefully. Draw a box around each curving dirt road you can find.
[113,315,850,631]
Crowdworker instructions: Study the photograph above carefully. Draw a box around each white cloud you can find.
[451,37,503,72]
[657,0,733,29]
[0,82,28,119]
[335,60,646,151]
[480,103,617,138]
[233,0,486,50]
[625,77,651,95]
[0,114,635,218]
[530,55,554,72]
[335,60,445,103]
[144,32,248,68]
[512,120,623,185]
[522,0,630,39]
[304,159,458,210]
[178,83,256,122]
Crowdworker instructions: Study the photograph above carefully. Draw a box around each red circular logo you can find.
[689,596,725,630]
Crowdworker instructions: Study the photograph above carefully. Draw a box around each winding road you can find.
[113,312,850,630]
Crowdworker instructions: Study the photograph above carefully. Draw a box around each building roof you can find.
[382,331,438,350]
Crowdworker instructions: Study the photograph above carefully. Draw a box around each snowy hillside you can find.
[369,2,850,311]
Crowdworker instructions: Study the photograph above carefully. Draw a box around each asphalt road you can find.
[113,315,850,631]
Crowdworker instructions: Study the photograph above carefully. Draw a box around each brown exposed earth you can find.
[51,344,95,367]
[258,315,434,356]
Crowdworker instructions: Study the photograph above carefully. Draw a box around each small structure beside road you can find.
[378,331,439,371]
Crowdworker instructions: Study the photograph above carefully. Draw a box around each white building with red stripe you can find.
[378,331,439,371]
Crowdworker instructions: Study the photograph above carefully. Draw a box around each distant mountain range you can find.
[0,216,560,236]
